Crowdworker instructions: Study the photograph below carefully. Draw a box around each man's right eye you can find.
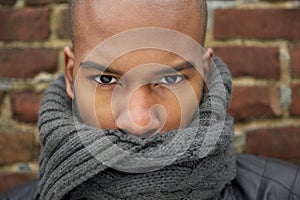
[94,75,118,85]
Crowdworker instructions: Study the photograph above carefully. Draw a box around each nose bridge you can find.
[114,84,165,137]
[128,84,155,126]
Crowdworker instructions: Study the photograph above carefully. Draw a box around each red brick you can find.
[261,0,289,1]
[0,132,34,165]
[245,126,300,162]
[214,46,280,80]
[34,143,41,161]
[291,44,300,78]
[228,86,282,121]
[0,172,37,193]
[57,8,71,39]
[0,92,4,115]
[0,8,50,41]
[0,91,4,114]
[25,0,53,5]
[0,0,15,5]
[11,92,43,123]
[214,9,300,40]
[0,92,4,102]
[291,83,300,116]
[0,48,58,78]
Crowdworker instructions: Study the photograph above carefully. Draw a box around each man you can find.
[1,0,300,199]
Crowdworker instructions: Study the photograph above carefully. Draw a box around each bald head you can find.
[69,0,208,50]
[64,0,212,136]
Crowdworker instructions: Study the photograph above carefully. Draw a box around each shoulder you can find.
[0,180,39,200]
[221,153,300,200]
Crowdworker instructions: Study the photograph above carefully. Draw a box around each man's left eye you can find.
[94,75,118,85]
[159,75,184,85]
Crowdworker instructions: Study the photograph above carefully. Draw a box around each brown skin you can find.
[65,0,213,138]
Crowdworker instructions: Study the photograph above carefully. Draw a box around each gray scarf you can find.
[38,56,236,200]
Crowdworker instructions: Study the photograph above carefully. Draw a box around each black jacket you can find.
[1,154,300,200]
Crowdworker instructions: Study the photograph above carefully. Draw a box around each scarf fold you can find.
[38,56,236,200]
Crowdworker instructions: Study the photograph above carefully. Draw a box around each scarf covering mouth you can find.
[38,56,236,200]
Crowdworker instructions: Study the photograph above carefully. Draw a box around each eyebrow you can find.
[80,61,122,76]
[80,61,195,76]
[152,61,195,75]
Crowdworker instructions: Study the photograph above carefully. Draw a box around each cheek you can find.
[74,86,98,127]
[165,79,202,130]
[74,78,116,129]
[162,102,182,131]
[94,90,116,129]
[160,85,201,132]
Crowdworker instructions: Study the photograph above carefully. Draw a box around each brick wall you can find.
[0,0,69,192]
[206,0,300,165]
[0,0,300,193]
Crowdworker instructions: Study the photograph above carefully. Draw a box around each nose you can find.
[114,85,166,138]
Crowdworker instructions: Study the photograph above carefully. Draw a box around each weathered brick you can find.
[228,86,282,121]
[0,92,4,114]
[55,0,68,3]
[0,172,37,193]
[214,9,300,40]
[0,132,34,165]
[0,48,58,78]
[261,0,290,2]
[11,92,43,123]
[25,0,53,5]
[0,92,4,102]
[35,143,41,161]
[291,44,300,78]
[291,83,300,116]
[245,126,300,162]
[0,0,15,5]
[57,8,71,39]
[215,46,280,80]
[0,8,50,41]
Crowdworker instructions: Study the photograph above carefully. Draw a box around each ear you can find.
[64,46,75,99]
[202,48,214,92]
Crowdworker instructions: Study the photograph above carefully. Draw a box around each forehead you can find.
[72,0,203,57]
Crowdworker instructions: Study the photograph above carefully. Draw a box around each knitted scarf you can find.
[38,56,236,200]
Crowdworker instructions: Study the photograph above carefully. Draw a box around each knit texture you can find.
[38,56,236,200]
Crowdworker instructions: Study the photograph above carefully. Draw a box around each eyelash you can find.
[94,75,118,84]
[91,74,186,87]
[157,75,185,85]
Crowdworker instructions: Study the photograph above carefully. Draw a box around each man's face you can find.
[65,0,210,138]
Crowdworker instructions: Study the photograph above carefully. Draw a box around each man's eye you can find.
[94,75,118,85]
[159,75,184,85]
